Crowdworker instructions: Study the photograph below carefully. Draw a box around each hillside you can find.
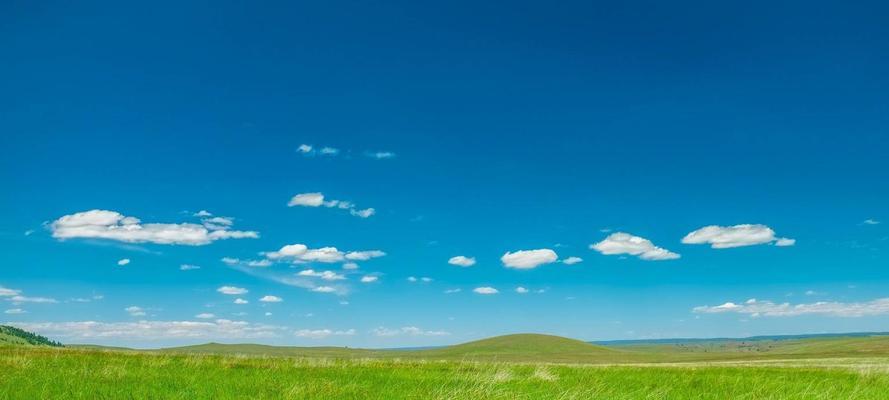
[407,333,627,362]
[162,342,383,358]
[0,325,63,347]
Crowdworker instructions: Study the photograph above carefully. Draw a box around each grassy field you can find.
[4,333,889,399]
[3,346,889,399]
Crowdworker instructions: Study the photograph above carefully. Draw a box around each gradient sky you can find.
[1,0,888,348]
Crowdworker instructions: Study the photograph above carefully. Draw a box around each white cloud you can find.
[299,247,345,263]
[345,250,386,261]
[863,219,880,225]
[0,286,22,297]
[371,326,450,337]
[12,320,285,340]
[297,144,313,154]
[195,313,215,319]
[319,147,339,155]
[294,328,355,339]
[5,308,26,314]
[591,232,680,261]
[473,287,499,295]
[180,264,201,271]
[265,312,272,316]
[515,287,529,294]
[444,288,462,294]
[562,256,583,265]
[342,262,359,270]
[259,295,283,303]
[501,249,558,269]
[297,269,346,281]
[217,286,248,295]
[193,210,213,217]
[448,256,476,267]
[682,224,792,249]
[407,276,417,282]
[421,277,433,283]
[368,151,395,159]
[775,238,796,247]
[8,295,57,304]
[288,193,325,207]
[349,208,376,218]
[312,286,336,293]
[51,209,258,246]
[220,258,272,268]
[125,306,146,317]
[233,298,249,305]
[693,297,889,317]
[287,193,375,218]
[360,276,378,283]
[117,258,131,266]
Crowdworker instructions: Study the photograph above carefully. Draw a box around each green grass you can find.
[2,346,889,399]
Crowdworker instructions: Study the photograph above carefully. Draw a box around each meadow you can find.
[3,333,889,399]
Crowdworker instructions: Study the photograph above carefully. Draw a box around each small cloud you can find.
[407,276,417,282]
[297,144,313,154]
[288,193,325,207]
[775,238,796,247]
[515,287,529,294]
[349,208,375,218]
[4,308,26,314]
[444,288,461,294]
[501,249,558,269]
[682,224,791,249]
[421,277,433,283]
[217,286,248,295]
[448,256,476,267]
[259,295,283,303]
[195,313,215,319]
[0,286,22,297]
[287,193,375,218]
[368,151,395,159]
[863,219,881,225]
[23,230,35,236]
[180,264,201,271]
[233,298,249,305]
[342,262,359,270]
[591,233,679,261]
[117,258,131,266]
[562,256,583,265]
[9,295,57,304]
[297,269,346,281]
[193,210,213,217]
[371,326,449,337]
[360,276,378,283]
[312,286,336,293]
[345,250,386,261]
[473,287,499,295]
[265,312,272,316]
[294,328,355,339]
[319,147,340,155]
[125,306,146,317]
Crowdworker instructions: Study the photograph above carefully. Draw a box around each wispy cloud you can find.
[287,192,375,218]
[371,326,449,337]
[693,297,889,317]
[294,328,355,339]
[11,320,285,340]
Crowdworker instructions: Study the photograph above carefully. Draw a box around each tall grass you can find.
[2,346,888,399]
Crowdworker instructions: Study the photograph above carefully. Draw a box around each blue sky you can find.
[1,0,888,348]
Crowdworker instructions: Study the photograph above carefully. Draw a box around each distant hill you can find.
[408,333,622,362]
[594,331,889,346]
[0,325,63,347]
[161,342,383,358]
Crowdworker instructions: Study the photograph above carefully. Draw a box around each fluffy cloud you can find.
[297,269,346,281]
[287,193,375,218]
[501,249,558,269]
[371,326,449,337]
[693,297,889,317]
[294,328,355,339]
[233,298,249,305]
[11,320,284,340]
[264,244,385,264]
[473,287,499,295]
[217,286,248,295]
[682,224,793,249]
[562,256,583,265]
[259,295,283,303]
[117,258,131,266]
[360,276,378,283]
[125,306,146,317]
[195,313,215,319]
[591,232,680,261]
[448,256,476,267]
[515,287,529,294]
[51,210,258,246]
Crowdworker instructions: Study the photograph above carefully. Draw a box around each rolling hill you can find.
[0,325,63,347]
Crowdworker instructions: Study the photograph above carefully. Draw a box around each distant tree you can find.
[0,325,63,347]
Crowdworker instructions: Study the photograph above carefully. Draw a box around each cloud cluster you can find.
[693,297,889,317]
[500,249,558,269]
[448,256,476,267]
[263,244,386,264]
[287,192,375,218]
[371,326,450,337]
[51,210,258,246]
[294,328,356,339]
[2,286,57,306]
[11,320,284,340]
[591,232,680,261]
[682,224,793,248]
